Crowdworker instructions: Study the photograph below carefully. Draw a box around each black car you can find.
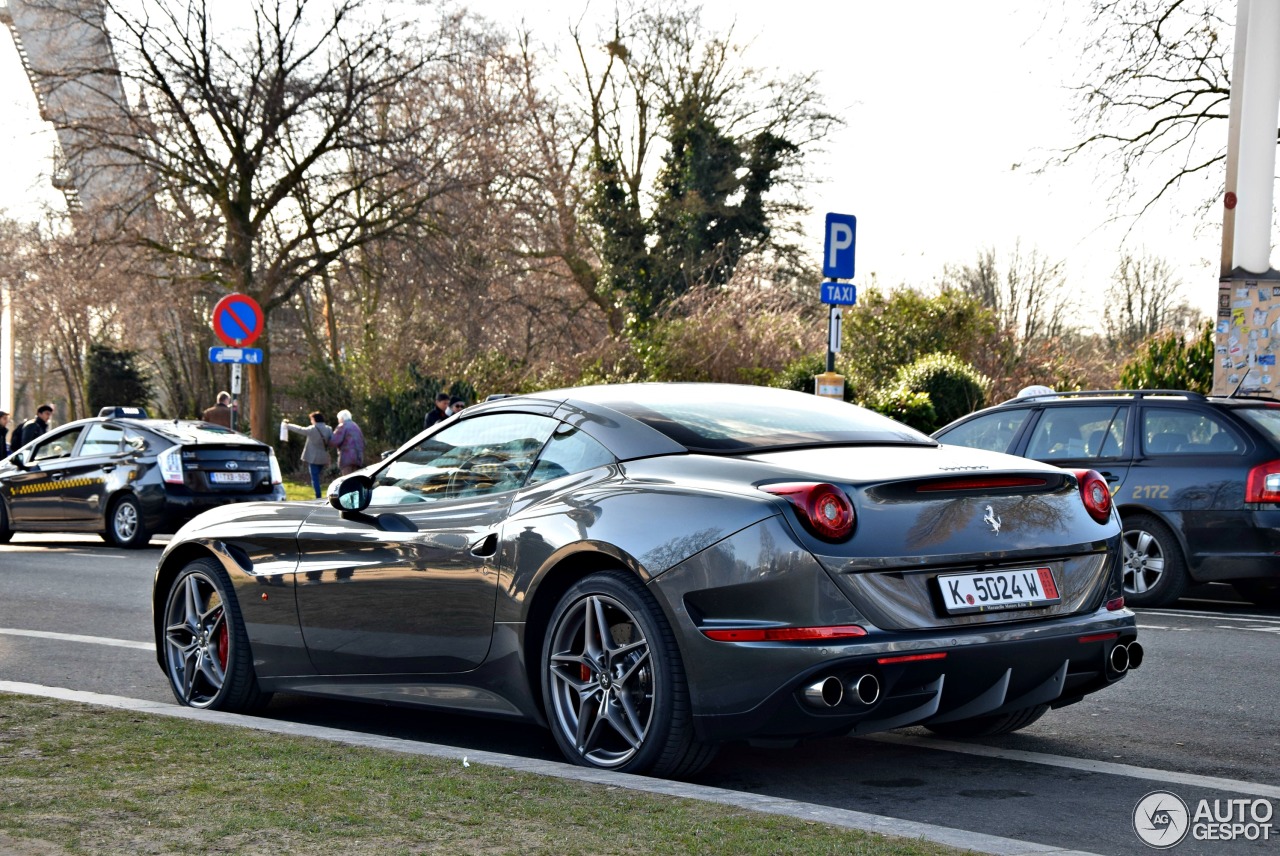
[934,388,1280,609]
[154,383,1137,776]
[1,413,285,547]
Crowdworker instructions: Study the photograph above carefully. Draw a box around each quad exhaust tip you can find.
[802,673,880,709]
[1109,641,1144,673]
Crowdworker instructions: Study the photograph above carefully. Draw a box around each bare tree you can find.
[33,0,482,439]
[1066,0,1232,214]
[1104,251,1201,345]
[942,242,1075,346]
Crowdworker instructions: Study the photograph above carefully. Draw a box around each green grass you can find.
[282,476,321,502]
[0,694,972,856]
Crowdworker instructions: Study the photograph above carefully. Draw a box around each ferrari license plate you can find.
[211,471,252,484]
[938,567,1061,614]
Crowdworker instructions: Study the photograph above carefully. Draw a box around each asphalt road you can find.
[2,533,1278,856]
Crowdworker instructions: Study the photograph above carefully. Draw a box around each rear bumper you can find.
[687,607,1137,744]
[144,485,287,533]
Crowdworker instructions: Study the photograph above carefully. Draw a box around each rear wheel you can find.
[161,558,271,711]
[105,494,150,548]
[542,570,716,776]
[1232,579,1280,609]
[924,704,1050,738]
[1121,514,1187,608]
[0,501,12,543]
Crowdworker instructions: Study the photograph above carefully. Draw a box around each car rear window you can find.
[586,385,932,452]
[1233,408,1280,449]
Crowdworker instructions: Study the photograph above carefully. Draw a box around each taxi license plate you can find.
[938,567,1061,615]
[210,471,252,484]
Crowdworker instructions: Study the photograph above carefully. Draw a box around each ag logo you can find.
[1133,790,1190,848]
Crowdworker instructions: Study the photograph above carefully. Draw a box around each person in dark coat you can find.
[202,391,235,430]
[424,392,451,429]
[14,403,54,449]
[0,410,10,457]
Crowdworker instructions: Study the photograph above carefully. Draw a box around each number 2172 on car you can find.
[938,567,1061,615]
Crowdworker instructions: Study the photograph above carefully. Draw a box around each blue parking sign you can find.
[822,213,857,279]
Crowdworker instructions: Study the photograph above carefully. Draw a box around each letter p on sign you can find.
[823,213,857,279]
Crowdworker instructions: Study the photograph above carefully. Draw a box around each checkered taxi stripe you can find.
[10,477,105,495]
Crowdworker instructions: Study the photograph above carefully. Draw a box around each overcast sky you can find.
[0,1,1227,318]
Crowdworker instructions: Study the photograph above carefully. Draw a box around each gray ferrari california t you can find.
[153,383,1140,776]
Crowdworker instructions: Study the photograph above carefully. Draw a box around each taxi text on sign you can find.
[822,212,857,279]
[820,282,857,305]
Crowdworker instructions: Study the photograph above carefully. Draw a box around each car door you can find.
[4,426,89,525]
[1133,405,1249,562]
[58,421,129,524]
[1020,404,1133,497]
[293,411,558,675]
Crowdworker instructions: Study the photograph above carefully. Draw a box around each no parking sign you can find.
[212,293,264,347]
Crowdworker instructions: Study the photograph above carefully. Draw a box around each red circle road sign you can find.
[212,293,264,347]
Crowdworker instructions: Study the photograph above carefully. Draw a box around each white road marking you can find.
[0,628,153,651]
[870,733,1280,800]
[1141,608,1280,624]
[0,681,1102,856]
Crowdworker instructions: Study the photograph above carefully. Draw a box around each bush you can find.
[885,353,983,429]
[1119,320,1214,393]
[866,387,936,432]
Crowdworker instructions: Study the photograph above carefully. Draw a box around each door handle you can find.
[49,473,65,481]
[1099,471,1120,483]
[101,465,115,473]
[470,533,498,558]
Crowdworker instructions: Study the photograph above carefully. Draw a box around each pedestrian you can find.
[330,409,366,476]
[424,392,451,429]
[14,403,54,449]
[449,396,467,415]
[0,410,10,457]
[202,391,235,430]
[283,411,334,499]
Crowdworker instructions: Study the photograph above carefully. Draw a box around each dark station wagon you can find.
[934,389,1280,608]
[1,411,285,547]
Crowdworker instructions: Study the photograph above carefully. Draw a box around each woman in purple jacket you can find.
[330,409,366,475]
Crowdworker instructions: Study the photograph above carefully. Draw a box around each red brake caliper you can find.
[216,612,229,670]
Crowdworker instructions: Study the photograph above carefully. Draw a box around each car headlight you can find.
[157,445,185,485]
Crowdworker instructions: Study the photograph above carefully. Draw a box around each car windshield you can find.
[580,384,933,452]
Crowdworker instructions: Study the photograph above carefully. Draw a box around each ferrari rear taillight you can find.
[1073,469,1113,524]
[761,482,856,541]
[701,624,867,642]
[1246,460,1280,503]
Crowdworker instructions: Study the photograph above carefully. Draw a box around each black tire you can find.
[104,493,151,548]
[1232,579,1280,609]
[1121,513,1188,608]
[0,501,13,544]
[160,558,271,711]
[541,570,716,776]
[924,704,1050,738]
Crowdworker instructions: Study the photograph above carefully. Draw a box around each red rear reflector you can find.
[701,625,867,642]
[1078,632,1120,643]
[916,476,1047,492]
[1106,597,1125,611]
[876,652,947,665]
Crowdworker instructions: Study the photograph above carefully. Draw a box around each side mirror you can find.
[328,473,373,512]
[9,451,27,470]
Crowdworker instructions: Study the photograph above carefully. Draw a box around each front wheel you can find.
[161,558,271,711]
[0,501,12,543]
[1121,514,1188,608]
[924,704,1050,738]
[542,570,716,776]
[105,494,150,548]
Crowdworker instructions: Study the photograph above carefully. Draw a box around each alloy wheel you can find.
[163,571,230,707]
[113,501,139,542]
[547,593,655,768]
[1123,528,1164,595]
